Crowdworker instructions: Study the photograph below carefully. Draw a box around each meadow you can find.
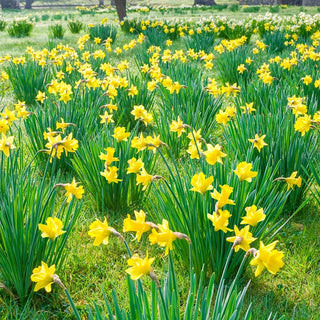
[0,2,320,320]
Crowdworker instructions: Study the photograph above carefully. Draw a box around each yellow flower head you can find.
[99,147,119,166]
[0,134,15,157]
[234,162,257,182]
[190,172,213,195]
[226,225,257,252]
[64,178,84,202]
[294,115,312,136]
[248,134,268,152]
[203,144,227,165]
[136,168,153,191]
[149,219,177,255]
[241,205,266,227]
[0,119,9,134]
[100,166,122,184]
[169,116,186,137]
[0,107,17,125]
[210,184,235,209]
[126,253,155,280]
[30,261,56,292]
[284,171,302,191]
[112,126,131,142]
[123,210,152,241]
[88,218,115,246]
[207,209,232,233]
[127,157,144,174]
[250,241,284,277]
[38,217,66,241]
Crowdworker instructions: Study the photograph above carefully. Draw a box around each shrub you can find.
[243,6,260,12]
[4,58,51,105]
[0,150,82,300]
[0,19,7,31]
[67,20,83,34]
[7,19,33,38]
[49,23,65,39]
[41,14,50,21]
[88,23,117,43]
[229,3,239,11]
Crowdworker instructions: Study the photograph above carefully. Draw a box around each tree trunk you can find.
[99,0,104,6]
[194,0,216,5]
[1,0,20,9]
[114,0,126,21]
[25,0,33,9]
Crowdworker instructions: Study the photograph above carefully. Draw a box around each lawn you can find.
[0,2,319,320]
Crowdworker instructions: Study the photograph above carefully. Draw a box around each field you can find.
[0,2,320,320]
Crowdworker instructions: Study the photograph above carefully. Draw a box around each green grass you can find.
[0,4,320,320]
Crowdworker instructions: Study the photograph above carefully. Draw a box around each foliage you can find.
[67,20,83,34]
[7,19,33,37]
[49,23,65,39]
[0,150,81,301]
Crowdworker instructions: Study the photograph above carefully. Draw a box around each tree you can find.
[25,0,34,9]
[194,0,216,5]
[99,0,104,6]
[114,0,127,21]
[0,0,20,9]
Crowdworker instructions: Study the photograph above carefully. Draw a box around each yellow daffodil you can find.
[0,134,15,157]
[294,115,312,136]
[248,134,268,152]
[127,157,144,174]
[38,217,66,241]
[136,168,153,190]
[100,166,122,184]
[207,209,232,233]
[123,210,152,241]
[63,178,85,202]
[190,172,213,195]
[149,219,177,255]
[99,147,119,166]
[169,116,186,137]
[88,218,117,246]
[30,262,56,292]
[234,162,257,182]
[241,205,266,227]
[126,253,155,280]
[210,184,235,209]
[250,241,284,277]
[203,144,227,165]
[226,225,257,252]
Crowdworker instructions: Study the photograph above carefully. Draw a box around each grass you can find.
[0,4,320,320]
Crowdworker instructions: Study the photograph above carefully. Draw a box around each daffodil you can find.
[125,253,155,280]
[210,184,235,209]
[250,241,284,277]
[241,205,265,227]
[284,171,302,190]
[207,209,232,233]
[127,157,144,174]
[169,116,186,137]
[203,144,227,165]
[38,217,66,241]
[63,178,85,202]
[0,134,15,157]
[123,210,152,241]
[30,262,56,292]
[226,225,257,252]
[136,168,153,190]
[112,127,130,142]
[149,219,177,255]
[248,134,268,152]
[234,162,257,182]
[190,172,213,195]
[88,218,117,246]
[100,166,122,184]
[99,147,119,166]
